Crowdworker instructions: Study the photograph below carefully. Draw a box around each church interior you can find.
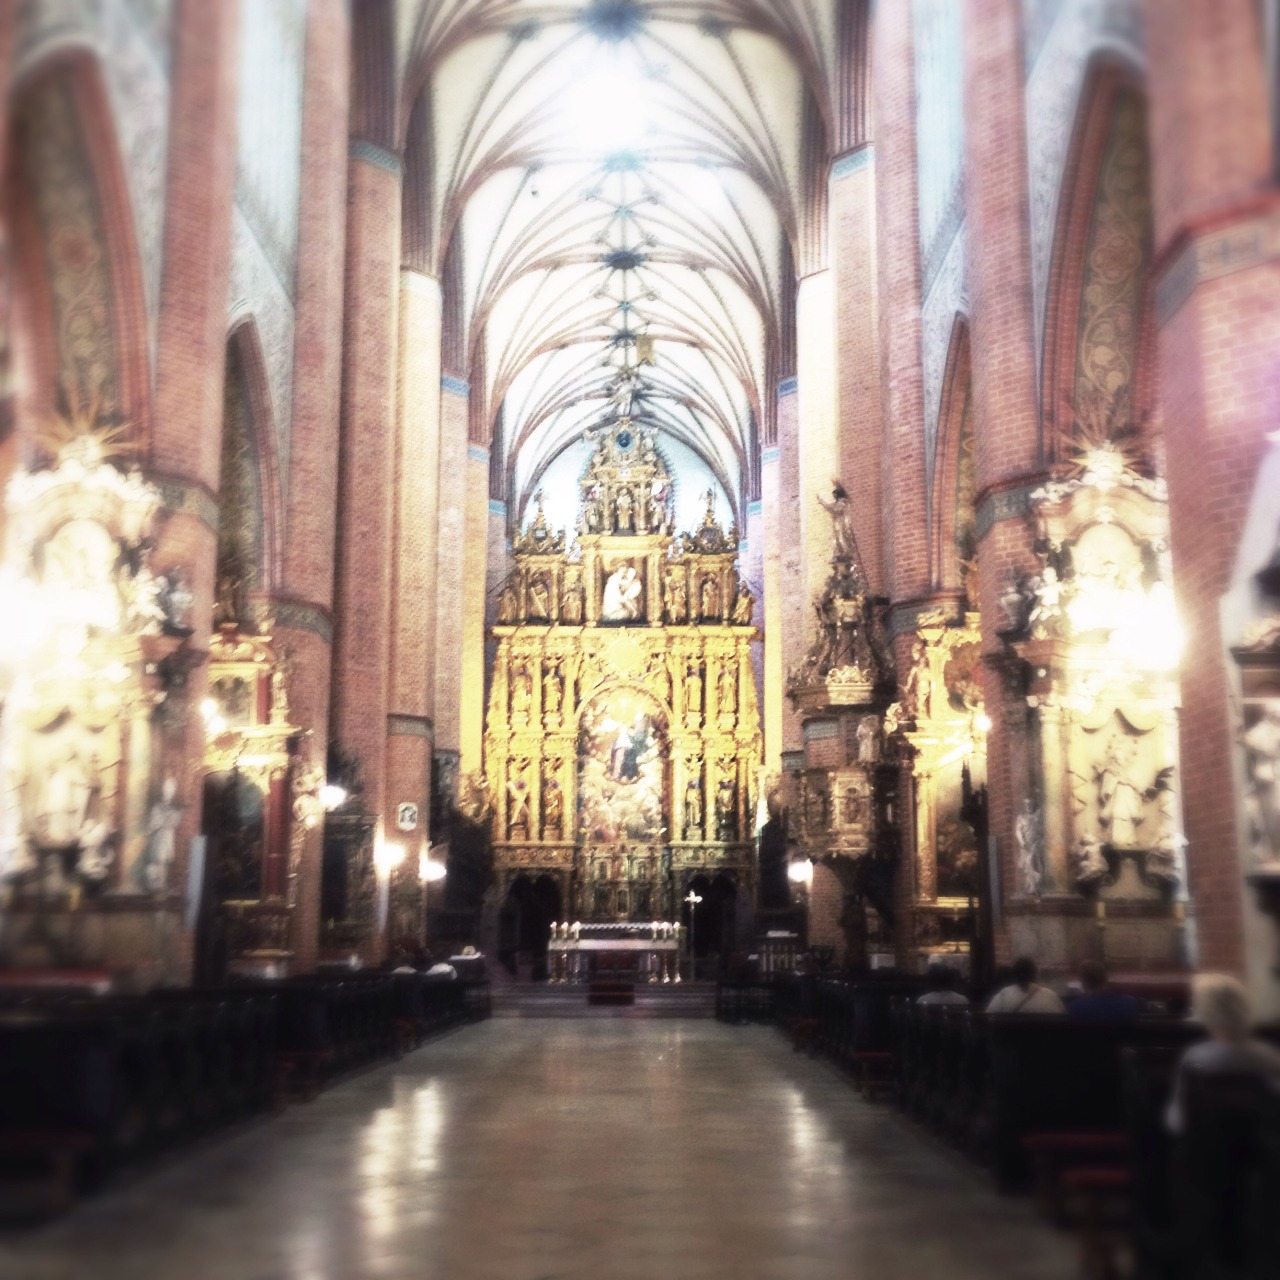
[1,0,1280,1275]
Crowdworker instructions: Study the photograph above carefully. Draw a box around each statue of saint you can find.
[715,775,737,839]
[684,662,702,716]
[700,575,720,621]
[730,582,754,625]
[856,717,880,764]
[582,493,603,534]
[1095,734,1145,849]
[511,666,533,719]
[497,580,519,624]
[1015,798,1044,895]
[132,776,182,893]
[684,777,703,837]
[527,574,552,621]
[542,775,564,838]
[602,564,642,621]
[615,488,635,534]
[816,481,862,572]
[561,579,584,625]
[718,664,737,715]
[507,762,531,837]
[542,664,563,718]
[664,568,687,624]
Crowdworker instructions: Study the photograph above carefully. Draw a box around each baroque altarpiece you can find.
[483,423,763,924]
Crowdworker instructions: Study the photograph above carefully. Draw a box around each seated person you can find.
[1067,959,1143,1022]
[985,956,1065,1014]
[1166,972,1280,1132]
[916,963,969,1006]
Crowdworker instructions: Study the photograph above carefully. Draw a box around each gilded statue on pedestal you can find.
[684,777,703,838]
[543,663,563,718]
[664,567,687,623]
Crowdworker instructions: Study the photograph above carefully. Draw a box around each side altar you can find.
[483,422,763,933]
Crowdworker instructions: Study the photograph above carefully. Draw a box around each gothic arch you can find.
[1041,59,1156,465]
[930,314,974,594]
[5,51,153,455]
[218,319,283,608]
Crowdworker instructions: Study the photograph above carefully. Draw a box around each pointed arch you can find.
[5,50,153,453]
[220,318,284,602]
[1041,58,1156,464]
[930,314,974,593]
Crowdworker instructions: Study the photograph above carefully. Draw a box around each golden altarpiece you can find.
[993,442,1188,968]
[483,422,762,927]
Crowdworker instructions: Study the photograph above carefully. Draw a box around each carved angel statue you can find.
[1071,832,1110,890]
[1027,565,1066,637]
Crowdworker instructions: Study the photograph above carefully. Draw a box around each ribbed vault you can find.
[394,0,840,531]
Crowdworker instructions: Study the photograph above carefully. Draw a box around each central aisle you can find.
[3,1021,1079,1280]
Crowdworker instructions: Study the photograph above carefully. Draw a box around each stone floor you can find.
[0,1021,1081,1280]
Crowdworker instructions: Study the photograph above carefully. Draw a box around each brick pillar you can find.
[0,0,16,440]
[460,443,491,774]
[384,269,442,944]
[761,443,783,772]
[964,0,1043,947]
[874,2,929,616]
[1144,0,1278,981]
[151,0,242,982]
[279,0,350,972]
[796,269,839,611]
[433,377,470,769]
[873,2,932,967]
[830,147,885,593]
[776,379,804,755]
[332,142,401,959]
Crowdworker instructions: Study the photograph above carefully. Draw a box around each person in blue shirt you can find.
[1067,959,1144,1021]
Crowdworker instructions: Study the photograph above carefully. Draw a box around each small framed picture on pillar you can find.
[396,802,419,832]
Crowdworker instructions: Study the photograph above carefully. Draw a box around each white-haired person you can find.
[1165,972,1280,1132]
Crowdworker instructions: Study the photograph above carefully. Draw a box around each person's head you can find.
[1192,973,1253,1043]
[1012,956,1038,989]
[1079,960,1109,993]
[926,964,958,992]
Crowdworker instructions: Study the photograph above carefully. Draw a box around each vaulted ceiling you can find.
[389,0,851,530]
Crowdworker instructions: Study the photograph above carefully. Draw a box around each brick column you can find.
[796,269,839,611]
[332,141,401,960]
[776,380,804,756]
[433,377,470,772]
[151,0,242,981]
[873,2,933,966]
[384,269,442,943]
[831,147,885,593]
[964,0,1043,945]
[1144,0,1278,979]
[873,4,929,616]
[279,0,350,972]
[460,444,491,774]
[761,444,783,771]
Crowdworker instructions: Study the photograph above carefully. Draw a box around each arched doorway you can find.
[684,872,738,977]
[500,873,562,981]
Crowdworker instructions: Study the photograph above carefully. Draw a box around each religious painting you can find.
[578,689,667,842]
[601,561,644,623]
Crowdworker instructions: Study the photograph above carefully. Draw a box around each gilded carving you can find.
[485,422,762,921]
